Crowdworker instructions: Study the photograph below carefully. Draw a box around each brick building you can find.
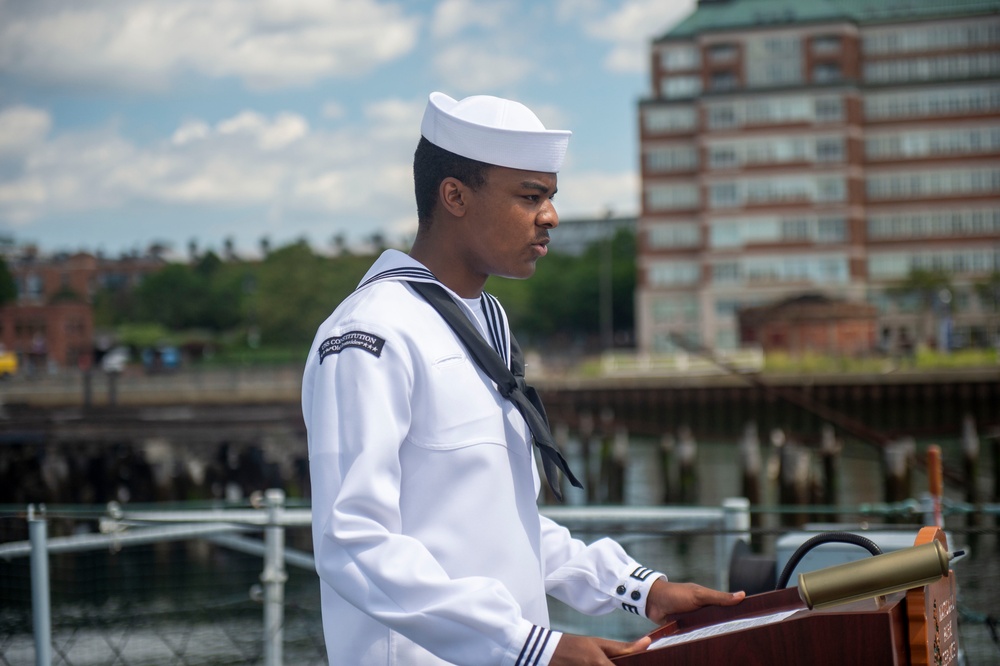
[0,302,93,370]
[636,0,1000,354]
[0,248,166,369]
[10,249,165,306]
[737,293,877,354]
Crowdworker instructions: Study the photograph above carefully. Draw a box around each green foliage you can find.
[973,271,1000,311]
[0,257,16,305]
[254,240,372,345]
[92,286,138,327]
[887,267,952,308]
[134,262,243,331]
[764,348,997,373]
[115,322,175,348]
[492,227,636,348]
[97,229,640,360]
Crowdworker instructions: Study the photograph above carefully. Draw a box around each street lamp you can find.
[599,209,614,350]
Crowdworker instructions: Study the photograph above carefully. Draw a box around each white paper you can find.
[648,609,800,650]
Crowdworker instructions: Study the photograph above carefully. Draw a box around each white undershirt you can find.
[462,296,489,337]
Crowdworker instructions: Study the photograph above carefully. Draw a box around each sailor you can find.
[302,91,744,666]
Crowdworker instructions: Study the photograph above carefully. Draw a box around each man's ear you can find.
[439,177,469,218]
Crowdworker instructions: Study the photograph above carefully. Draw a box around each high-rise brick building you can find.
[637,0,1000,354]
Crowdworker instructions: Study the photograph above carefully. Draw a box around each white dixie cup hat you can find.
[420,92,571,173]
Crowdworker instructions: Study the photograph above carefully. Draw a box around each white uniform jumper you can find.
[303,250,665,666]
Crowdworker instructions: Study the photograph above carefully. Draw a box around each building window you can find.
[815,137,844,162]
[864,53,1000,84]
[712,262,740,283]
[708,43,738,63]
[745,254,849,284]
[709,183,739,208]
[645,145,699,172]
[816,176,846,203]
[817,217,847,243]
[651,294,699,324]
[866,167,1000,200]
[647,222,701,249]
[649,261,701,286]
[865,84,1000,120]
[707,104,738,129]
[663,75,702,99]
[813,63,842,83]
[866,127,1000,160]
[710,71,738,91]
[643,106,698,133]
[869,248,1000,279]
[746,34,802,87]
[709,222,741,247]
[709,215,848,247]
[781,218,810,240]
[708,145,738,169]
[746,96,812,124]
[646,183,700,211]
[812,35,842,55]
[661,44,701,71]
[26,274,43,298]
[815,96,844,122]
[863,22,1000,55]
[868,207,1000,238]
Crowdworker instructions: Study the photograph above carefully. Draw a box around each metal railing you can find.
[0,494,752,666]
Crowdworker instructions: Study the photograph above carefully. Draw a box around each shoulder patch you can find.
[318,331,385,363]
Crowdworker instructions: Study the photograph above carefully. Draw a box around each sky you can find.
[0,0,696,259]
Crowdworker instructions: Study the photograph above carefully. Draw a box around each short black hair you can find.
[413,136,491,225]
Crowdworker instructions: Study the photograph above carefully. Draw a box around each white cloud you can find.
[577,0,696,73]
[433,43,533,92]
[0,106,52,155]
[555,168,639,220]
[216,111,310,150]
[364,98,426,142]
[0,101,422,238]
[322,101,347,120]
[431,0,506,39]
[0,0,421,91]
[171,120,211,146]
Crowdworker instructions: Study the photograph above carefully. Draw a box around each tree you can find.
[0,258,16,305]
[887,267,953,348]
[488,227,637,353]
[254,240,372,344]
[974,271,1000,347]
[330,233,349,256]
[133,256,243,332]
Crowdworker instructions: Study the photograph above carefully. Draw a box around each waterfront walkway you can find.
[1,363,997,408]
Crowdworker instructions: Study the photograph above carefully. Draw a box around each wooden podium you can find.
[614,527,959,666]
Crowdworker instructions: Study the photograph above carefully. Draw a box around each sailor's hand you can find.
[550,633,651,665]
[645,579,745,625]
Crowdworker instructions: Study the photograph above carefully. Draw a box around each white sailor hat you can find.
[420,92,571,173]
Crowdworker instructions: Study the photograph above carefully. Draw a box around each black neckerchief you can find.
[407,280,582,501]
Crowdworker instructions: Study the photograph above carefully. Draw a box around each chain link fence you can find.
[0,492,326,665]
[1,497,998,665]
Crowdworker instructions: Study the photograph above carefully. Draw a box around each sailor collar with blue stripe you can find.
[357,249,512,367]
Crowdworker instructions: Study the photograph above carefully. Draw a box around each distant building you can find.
[0,247,166,370]
[0,302,93,370]
[738,293,877,355]
[637,0,1000,354]
[550,215,637,256]
[9,249,165,306]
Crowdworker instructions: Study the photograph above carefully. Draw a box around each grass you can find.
[757,348,996,374]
